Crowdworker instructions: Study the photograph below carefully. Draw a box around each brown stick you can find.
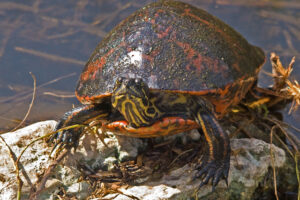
[29,149,70,200]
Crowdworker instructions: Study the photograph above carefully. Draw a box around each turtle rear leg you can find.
[193,109,230,189]
[51,103,111,148]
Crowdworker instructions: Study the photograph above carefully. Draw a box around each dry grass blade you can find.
[270,126,279,200]
[265,117,300,200]
[0,2,34,12]
[15,46,85,66]
[11,72,36,132]
[168,148,193,168]
[43,92,75,98]
[267,117,299,152]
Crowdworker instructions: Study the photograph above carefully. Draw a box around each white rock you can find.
[100,138,286,199]
[66,181,91,200]
[0,120,57,199]
[0,121,288,200]
[119,185,181,200]
[229,138,286,187]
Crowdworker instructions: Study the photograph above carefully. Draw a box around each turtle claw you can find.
[49,104,110,152]
[49,125,82,151]
[224,175,229,188]
[194,157,230,190]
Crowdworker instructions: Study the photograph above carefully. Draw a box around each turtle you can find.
[52,0,265,188]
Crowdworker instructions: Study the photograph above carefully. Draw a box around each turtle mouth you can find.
[113,77,149,100]
[115,89,144,99]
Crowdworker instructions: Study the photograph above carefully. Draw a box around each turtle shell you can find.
[76,1,265,112]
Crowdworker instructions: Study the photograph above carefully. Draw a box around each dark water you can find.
[0,0,299,131]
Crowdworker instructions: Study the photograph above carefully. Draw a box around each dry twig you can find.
[43,92,75,98]
[11,72,36,132]
[270,126,279,200]
[15,46,85,66]
[0,72,76,104]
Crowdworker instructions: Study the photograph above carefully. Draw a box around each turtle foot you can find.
[194,155,230,190]
[48,121,83,151]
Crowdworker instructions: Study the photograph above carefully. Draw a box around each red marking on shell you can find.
[156,9,165,13]
[192,55,204,72]
[182,8,243,53]
[154,9,165,20]
[143,47,160,63]
[143,54,154,62]
[175,40,208,72]
[184,9,210,26]
[80,30,129,83]
[150,48,160,57]
[175,40,230,74]
[186,64,191,71]
[157,26,172,39]
[81,59,99,82]
[143,9,149,22]
[81,48,115,82]
[175,41,196,59]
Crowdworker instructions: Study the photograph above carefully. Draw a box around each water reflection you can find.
[0,0,299,131]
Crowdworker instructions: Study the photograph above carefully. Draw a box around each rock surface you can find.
[0,120,56,199]
[0,120,293,199]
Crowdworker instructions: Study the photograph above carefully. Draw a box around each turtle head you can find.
[112,77,158,127]
[113,77,150,101]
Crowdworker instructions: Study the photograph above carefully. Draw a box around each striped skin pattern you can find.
[111,78,161,128]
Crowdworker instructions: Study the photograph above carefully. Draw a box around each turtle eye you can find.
[116,77,124,85]
[135,78,141,84]
[118,77,123,82]
[114,77,124,91]
[135,78,145,87]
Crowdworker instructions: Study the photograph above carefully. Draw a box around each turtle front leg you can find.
[50,103,111,148]
[193,108,230,189]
